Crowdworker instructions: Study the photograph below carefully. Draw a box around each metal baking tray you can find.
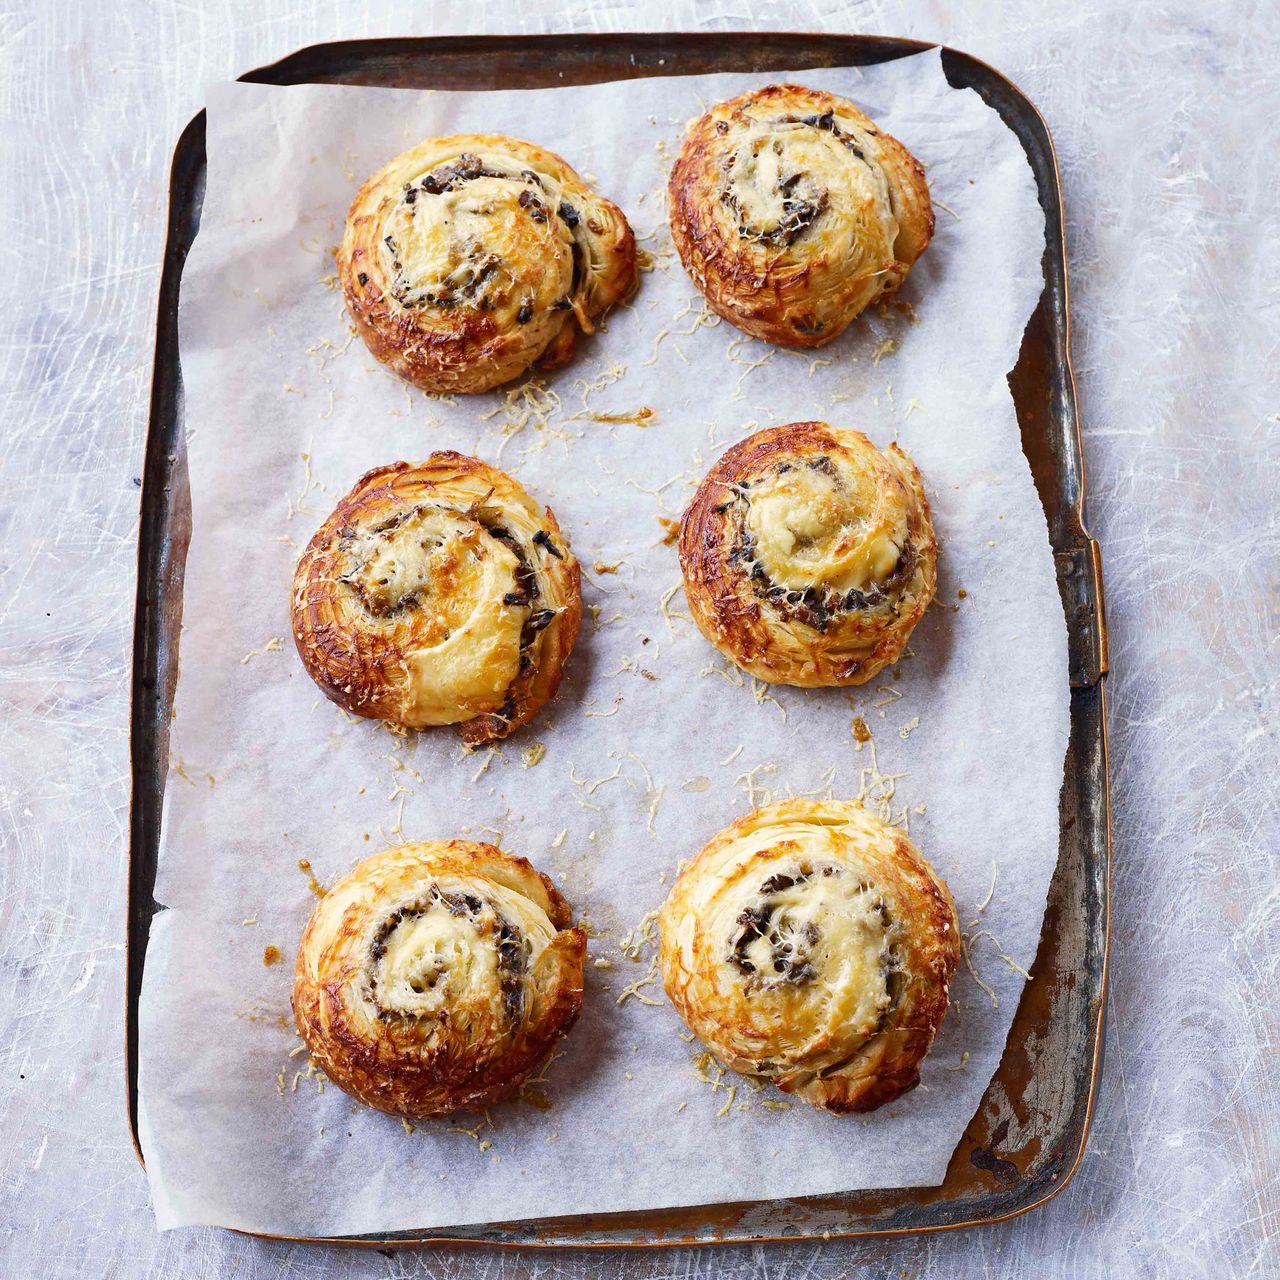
[128,32,1110,1248]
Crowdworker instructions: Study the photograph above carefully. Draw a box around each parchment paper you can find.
[137,51,1069,1235]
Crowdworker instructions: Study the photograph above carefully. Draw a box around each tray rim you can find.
[126,30,1111,1249]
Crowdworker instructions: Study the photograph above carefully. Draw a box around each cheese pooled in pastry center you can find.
[340,505,526,727]
[370,880,556,1029]
[380,156,575,336]
[744,453,906,595]
[712,843,896,1056]
[724,118,897,262]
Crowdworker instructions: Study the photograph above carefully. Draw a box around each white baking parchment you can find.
[137,50,1069,1235]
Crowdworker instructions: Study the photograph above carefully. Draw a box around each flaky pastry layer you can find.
[668,84,933,346]
[291,452,581,743]
[293,841,585,1117]
[339,133,637,393]
[659,798,959,1113]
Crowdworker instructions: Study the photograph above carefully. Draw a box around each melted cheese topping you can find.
[343,506,526,727]
[376,905,499,1016]
[745,452,906,593]
[724,118,898,267]
[371,876,560,1023]
[675,817,894,1062]
[379,155,575,335]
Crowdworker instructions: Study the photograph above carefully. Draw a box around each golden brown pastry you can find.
[338,134,637,393]
[291,452,581,744]
[659,798,959,1114]
[678,422,937,687]
[668,84,932,346]
[293,841,586,1118]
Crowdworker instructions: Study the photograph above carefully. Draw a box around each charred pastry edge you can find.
[677,422,937,687]
[658,801,960,1115]
[668,84,934,348]
[290,452,582,743]
[337,134,638,393]
[292,841,587,1119]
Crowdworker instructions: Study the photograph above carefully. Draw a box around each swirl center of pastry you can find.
[340,505,529,725]
[371,888,530,1026]
[379,153,576,327]
[726,856,895,1048]
[744,454,905,594]
[721,116,896,262]
[724,128,832,247]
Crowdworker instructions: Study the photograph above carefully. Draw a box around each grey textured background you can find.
[1,1,1275,1277]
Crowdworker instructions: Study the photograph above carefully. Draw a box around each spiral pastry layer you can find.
[293,841,586,1118]
[291,452,581,743]
[678,422,936,687]
[668,84,932,347]
[338,133,637,393]
[659,798,959,1114]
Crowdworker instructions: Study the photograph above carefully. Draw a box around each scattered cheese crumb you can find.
[735,762,778,807]
[239,636,284,665]
[960,934,1000,1008]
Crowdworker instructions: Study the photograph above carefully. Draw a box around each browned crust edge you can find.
[292,840,587,1119]
[290,451,582,742]
[677,422,937,687]
[668,84,933,348]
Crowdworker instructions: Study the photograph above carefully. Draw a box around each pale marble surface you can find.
[0,2,1275,1277]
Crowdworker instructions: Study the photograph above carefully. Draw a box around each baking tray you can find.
[127,32,1110,1247]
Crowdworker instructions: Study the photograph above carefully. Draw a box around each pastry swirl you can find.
[678,422,937,687]
[338,133,637,393]
[293,841,586,1118]
[659,799,959,1114]
[291,452,581,743]
[668,84,932,346]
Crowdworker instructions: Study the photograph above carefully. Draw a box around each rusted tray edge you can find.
[127,32,1110,1249]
